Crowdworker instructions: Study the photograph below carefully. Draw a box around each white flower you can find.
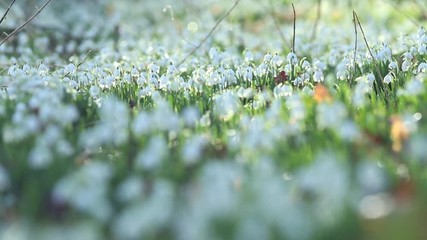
[388,61,398,70]
[287,52,298,65]
[417,62,427,73]
[286,94,305,122]
[357,161,388,195]
[28,139,52,169]
[181,106,200,127]
[113,181,173,239]
[53,162,113,222]
[181,134,208,165]
[383,72,394,84]
[313,70,324,82]
[148,63,160,74]
[274,84,293,98]
[317,101,347,130]
[263,52,272,62]
[402,59,412,72]
[116,175,144,203]
[64,63,76,75]
[213,91,240,121]
[132,111,151,136]
[418,44,427,55]
[136,136,168,170]
[243,66,253,81]
[271,53,283,66]
[398,78,424,96]
[296,153,349,226]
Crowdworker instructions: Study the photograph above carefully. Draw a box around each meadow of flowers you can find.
[1,0,427,239]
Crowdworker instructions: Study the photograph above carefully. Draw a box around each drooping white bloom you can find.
[181,134,208,165]
[116,175,144,203]
[383,72,394,84]
[213,90,240,121]
[313,70,324,82]
[53,161,113,222]
[136,135,168,170]
[317,101,347,130]
[286,52,298,65]
[401,59,412,72]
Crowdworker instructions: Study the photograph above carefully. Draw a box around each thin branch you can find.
[291,3,296,81]
[177,0,241,67]
[0,0,17,25]
[352,11,357,83]
[353,11,383,81]
[0,0,53,47]
[310,0,321,40]
[291,3,296,53]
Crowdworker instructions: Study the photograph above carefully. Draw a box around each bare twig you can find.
[177,0,241,67]
[0,0,53,47]
[291,3,296,53]
[291,3,296,81]
[352,11,357,82]
[353,11,383,81]
[310,0,321,40]
[0,0,17,25]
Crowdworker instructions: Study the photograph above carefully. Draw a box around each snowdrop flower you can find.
[365,73,374,84]
[273,84,293,98]
[271,53,283,66]
[148,62,160,74]
[313,70,324,82]
[398,78,424,96]
[89,85,101,99]
[263,52,272,62]
[257,62,268,76]
[356,161,388,195]
[113,181,173,240]
[287,52,298,65]
[136,135,168,170]
[8,63,19,76]
[376,43,392,62]
[99,76,115,89]
[286,94,306,122]
[317,101,347,130]
[383,72,394,84]
[244,50,254,62]
[64,63,76,75]
[116,175,144,203]
[418,44,426,55]
[243,66,253,81]
[237,87,254,99]
[338,120,361,142]
[401,59,412,72]
[181,106,200,127]
[80,97,129,148]
[181,134,208,165]
[296,153,349,226]
[53,162,113,222]
[132,111,151,135]
[388,60,398,70]
[223,68,237,85]
[214,90,240,121]
[302,60,311,71]
[417,62,427,73]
